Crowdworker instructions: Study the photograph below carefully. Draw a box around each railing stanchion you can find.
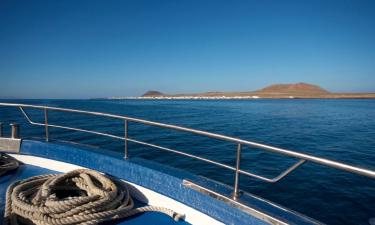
[124,120,129,159]
[10,123,19,139]
[0,122,3,137]
[232,143,242,200]
[44,108,49,142]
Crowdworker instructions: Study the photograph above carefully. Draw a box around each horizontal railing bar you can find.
[21,107,306,182]
[25,121,125,141]
[20,107,125,140]
[128,138,306,183]
[23,106,304,182]
[1,102,374,180]
[46,124,125,140]
[127,138,236,171]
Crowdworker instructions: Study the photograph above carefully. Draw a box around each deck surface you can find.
[0,164,190,225]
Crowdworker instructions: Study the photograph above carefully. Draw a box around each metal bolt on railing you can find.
[10,123,19,139]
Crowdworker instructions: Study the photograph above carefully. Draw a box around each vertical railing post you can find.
[124,120,128,159]
[232,143,242,200]
[10,123,19,139]
[0,122,3,137]
[44,108,49,142]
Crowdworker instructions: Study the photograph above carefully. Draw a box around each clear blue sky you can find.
[1,0,375,98]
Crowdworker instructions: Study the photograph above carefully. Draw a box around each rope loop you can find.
[4,169,184,225]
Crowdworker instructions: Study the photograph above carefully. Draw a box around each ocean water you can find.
[0,99,374,225]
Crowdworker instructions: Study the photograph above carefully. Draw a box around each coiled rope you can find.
[0,153,19,176]
[4,169,184,225]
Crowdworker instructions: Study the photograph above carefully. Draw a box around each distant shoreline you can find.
[102,93,375,100]
[113,82,375,100]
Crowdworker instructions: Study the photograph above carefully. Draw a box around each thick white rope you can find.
[4,169,184,225]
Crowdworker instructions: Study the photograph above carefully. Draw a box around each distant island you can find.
[106,83,375,99]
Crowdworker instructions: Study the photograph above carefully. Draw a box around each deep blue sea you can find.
[1,99,374,225]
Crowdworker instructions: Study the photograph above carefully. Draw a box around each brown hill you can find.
[133,83,375,99]
[258,82,329,94]
[141,91,165,97]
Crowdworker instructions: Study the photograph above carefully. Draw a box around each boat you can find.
[0,102,374,225]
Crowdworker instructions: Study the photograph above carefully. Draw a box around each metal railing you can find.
[1,102,375,200]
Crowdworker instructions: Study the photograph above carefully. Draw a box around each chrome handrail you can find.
[1,102,374,200]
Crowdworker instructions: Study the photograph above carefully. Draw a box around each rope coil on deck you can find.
[0,153,19,176]
[4,169,184,225]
